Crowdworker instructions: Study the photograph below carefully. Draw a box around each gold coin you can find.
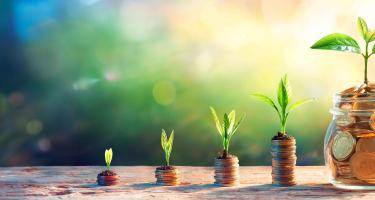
[356,137,375,153]
[350,152,375,180]
[339,103,353,110]
[353,102,375,111]
[155,167,180,186]
[327,156,337,178]
[342,128,375,138]
[214,156,239,186]
[335,177,364,185]
[336,114,355,127]
[370,114,375,131]
[332,131,356,161]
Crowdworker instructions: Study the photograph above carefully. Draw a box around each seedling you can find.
[161,129,174,166]
[97,148,119,186]
[105,148,113,171]
[311,17,374,84]
[251,75,314,137]
[210,107,245,158]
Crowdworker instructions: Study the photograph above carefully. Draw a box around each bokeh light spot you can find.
[104,70,118,81]
[26,119,43,135]
[152,81,176,106]
[38,138,51,152]
[72,78,99,90]
[8,92,24,106]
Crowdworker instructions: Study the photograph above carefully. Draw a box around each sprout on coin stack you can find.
[97,148,120,186]
[252,75,314,186]
[311,17,375,189]
[210,107,245,187]
[155,129,180,186]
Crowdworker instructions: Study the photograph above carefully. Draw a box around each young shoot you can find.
[251,75,314,137]
[210,107,245,158]
[161,129,174,166]
[105,148,113,171]
[311,17,375,84]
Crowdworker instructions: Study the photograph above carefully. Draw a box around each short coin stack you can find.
[155,166,180,186]
[271,137,297,186]
[214,155,239,186]
[97,171,120,186]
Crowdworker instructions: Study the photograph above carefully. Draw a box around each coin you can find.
[155,167,180,186]
[343,129,375,138]
[336,114,355,127]
[339,103,353,110]
[327,155,337,178]
[370,114,375,131]
[97,175,120,186]
[214,156,239,186]
[331,131,356,161]
[350,152,375,180]
[335,177,365,185]
[353,102,375,111]
[271,137,297,186]
[356,137,375,153]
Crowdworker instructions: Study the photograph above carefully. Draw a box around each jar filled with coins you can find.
[325,83,375,189]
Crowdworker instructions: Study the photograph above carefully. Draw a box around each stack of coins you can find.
[155,166,180,186]
[214,155,239,186]
[97,174,120,186]
[271,137,297,186]
[326,83,375,186]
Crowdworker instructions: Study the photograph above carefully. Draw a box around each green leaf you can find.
[105,148,112,169]
[231,114,245,137]
[358,17,368,40]
[168,130,174,155]
[251,94,279,113]
[105,150,108,165]
[287,98,315,113]
[161,129,174,166]
[223,113,230,137]
[228,110,236,134]
[310,33,361,54]
[228,110,235,125]
[209,107,223,136]
[366,31,375,43]
[161,129,167,150]
[372,43,375,54]
[278,76,289,109]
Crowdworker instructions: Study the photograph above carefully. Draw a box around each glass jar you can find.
[325,83,375,189]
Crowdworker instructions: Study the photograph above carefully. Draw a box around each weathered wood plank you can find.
[0,166,374,199]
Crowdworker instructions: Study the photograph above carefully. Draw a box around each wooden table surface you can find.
[0,166,374,199]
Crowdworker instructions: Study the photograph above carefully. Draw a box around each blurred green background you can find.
[1,0,375,166]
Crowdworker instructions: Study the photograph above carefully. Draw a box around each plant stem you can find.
[364,42,369,84]
[166,152,170,166]
[280,111,286,135]
[222,149,228,158]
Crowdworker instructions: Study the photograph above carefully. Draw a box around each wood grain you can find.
[0,166,374,199]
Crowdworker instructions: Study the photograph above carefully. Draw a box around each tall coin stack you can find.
[214,155,239,186]
[155,166,180,186]
[271,137,297,186]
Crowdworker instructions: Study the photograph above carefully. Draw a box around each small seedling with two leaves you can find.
[311,17,374,84]
[97,148,119,186]
[251,75,314,138]
[161,129,174,167]
[210,107,245,159]
[105,148,113,171]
